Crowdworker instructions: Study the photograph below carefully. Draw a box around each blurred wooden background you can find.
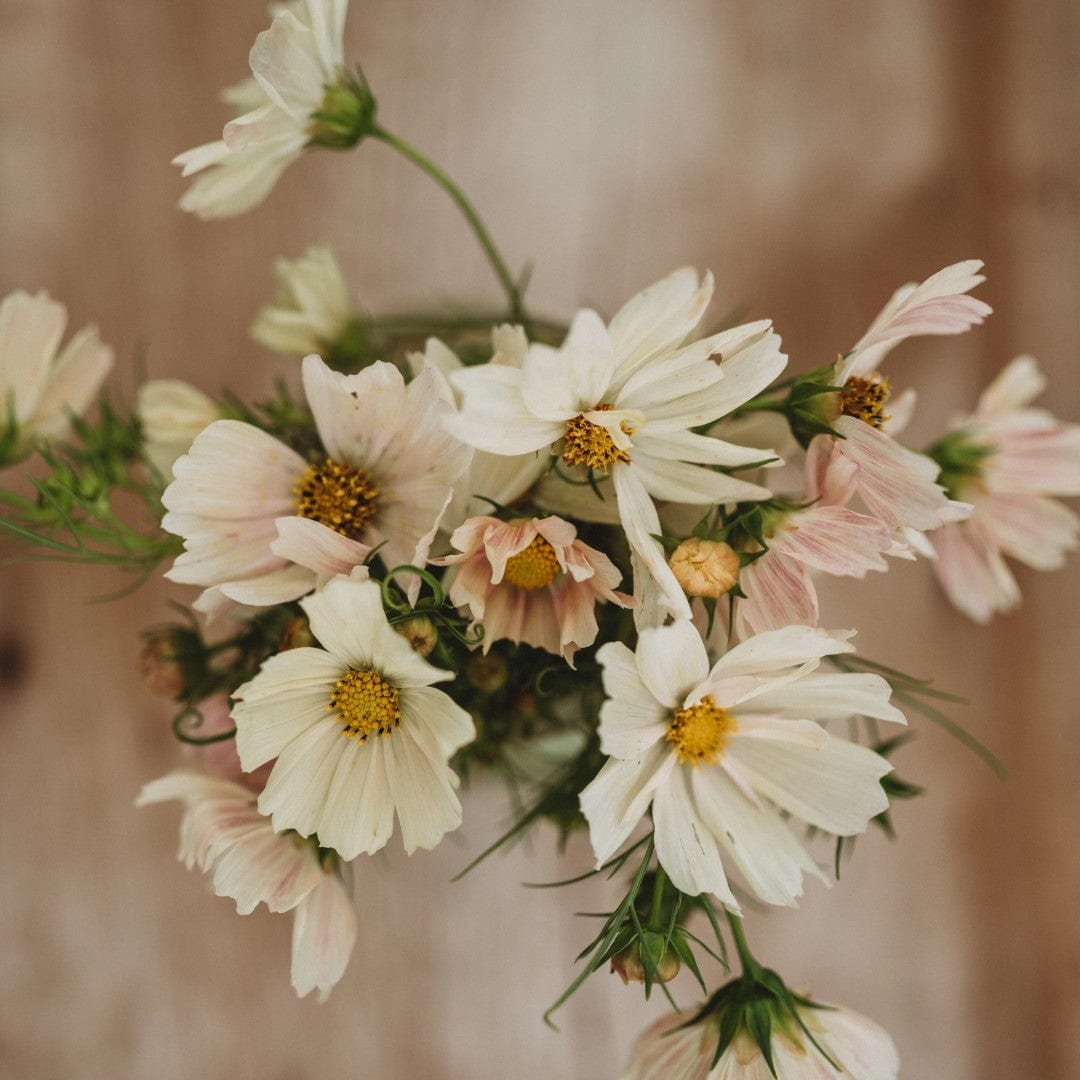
[1,2,1078,1077]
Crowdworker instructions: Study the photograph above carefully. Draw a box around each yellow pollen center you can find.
[329,668,401,742]
[295,458,379,540]
[840,375,892,428]
[561,404,632,472]
[667,695,737,766]
[503,535,561,590]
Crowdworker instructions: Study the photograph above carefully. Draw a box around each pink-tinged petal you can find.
[447,364,563,454]
[222,103,298,151]
[771,505,897,577]
[691,767,826,907]
[805,435,858,506]
[977,492,1078,569]
[652,765,737,906]
[928,521,1020,623]
[0,290,66,418]
[608,268,714,381]
[291,873,357,1002]
[727,734,890,835]
[735,554,819,638]
[635,620,710,708]
[579,747,674,864]
[29,324,113,440]
[842,260,990,379]
[975,354,1046,418]
[383,728,463,854]
[211,825,321,915]
[834,416,968,531]
[248,10,327,117]
[621,1011,718,1080]
[220,564,317,606]
[747,672,906,725]
[316,736,394,858]
[984,423,1080,496]
[613,464,692,622]
[166,518,289,587]
[532,514,579,552]
[883,386,917,437]
[482,518,539,583]
[271,516,372,580]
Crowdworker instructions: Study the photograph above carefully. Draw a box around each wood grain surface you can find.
[1,2,1078,1078]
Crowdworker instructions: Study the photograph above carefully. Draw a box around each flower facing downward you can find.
[0,289,113,465]
[251,244,359,361]
[232,573,475,858]
[174,0,375,220]
[927,355,1080,621]
[580,621,901,910]
[162,355,471,615]
[433,515,631,664]
[136,771,357,1001]
[622,990,899,1080]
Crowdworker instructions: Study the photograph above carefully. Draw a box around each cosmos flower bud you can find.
[611,934,681,986]
[139,626,204,699]
[278,614,315,652]
[668,537,740,598]
[466,652,508,694]
[394,615,439,658]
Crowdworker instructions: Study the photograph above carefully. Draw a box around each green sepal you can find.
[307,66,378,150]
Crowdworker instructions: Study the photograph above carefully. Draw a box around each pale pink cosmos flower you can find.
[163,355,471,617]
[622,997,899,1080]
[137,771,357,1001]
[434,515,631,665]
[814,261,990,533]
[928,355,1080,621]
[736,440,913,638]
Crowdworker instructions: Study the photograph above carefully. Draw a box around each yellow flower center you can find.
[503,535,561,590]
[561,404,632,472]
[840,375,892,428]
[667,695,737,766]
[294,458,379,541]
[329,668,401,742]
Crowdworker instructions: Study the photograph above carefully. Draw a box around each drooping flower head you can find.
[926,355,1080,621]
[580,621,901,910]
[162,354,471,616]
[0,289,113,465]
[433,514,631,664]
[174,0,375,219]
[137,771,357,1001]
[445,269,788,626]
[231,572,476,858]
[800,261,990,535]
[622,989,899,1080]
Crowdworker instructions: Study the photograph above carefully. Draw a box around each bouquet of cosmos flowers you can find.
[3,2,1079,1077]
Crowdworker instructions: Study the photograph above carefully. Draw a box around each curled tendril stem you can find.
[381,564,446,610]
[171,705,236,745]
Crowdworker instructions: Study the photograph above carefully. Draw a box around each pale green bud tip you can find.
[307,71,378,150]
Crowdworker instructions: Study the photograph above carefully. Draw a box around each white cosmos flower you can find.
[622,997,899,1080]
[814,261,990,534]
[928,355,1080,621]
[136,379,220,479]
[410,326,550,531]
[0,289,113,464]
[162,355,471,615]
[444,269,788,626]
[580,621,901,910]
[137,770,357,1002]
[174,0,352,219]
[232,572,476,858]
[251,244,355,357]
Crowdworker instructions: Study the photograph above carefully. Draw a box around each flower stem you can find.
[647,864,668,931]
[724,909,760,977]
[371,125,525,322]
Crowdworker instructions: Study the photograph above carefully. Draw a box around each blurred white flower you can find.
[137,379,220,478]
[0,289,113,464]
[251,244,355,358]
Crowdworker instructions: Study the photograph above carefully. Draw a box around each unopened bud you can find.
[139,627,202,699]
[278,615,314,652]
[466,652,508,693]
[668,537,740,598]
[611,936,681,986]
[394,615,438,658]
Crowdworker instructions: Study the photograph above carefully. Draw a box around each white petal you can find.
[747,672,906,725]
[596,642,669,758]
[258,717,345,839]
[291,873,358,1002]
[635,620,710,708]
[710,626,855,682]
[630,453,772,506]
[316,736,394,858]
[383,729,463,853]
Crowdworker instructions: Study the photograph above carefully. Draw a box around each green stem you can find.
[647,865,668,931]
[372,126,525,322]
[724,909,760,977]
[731,393,789,416]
